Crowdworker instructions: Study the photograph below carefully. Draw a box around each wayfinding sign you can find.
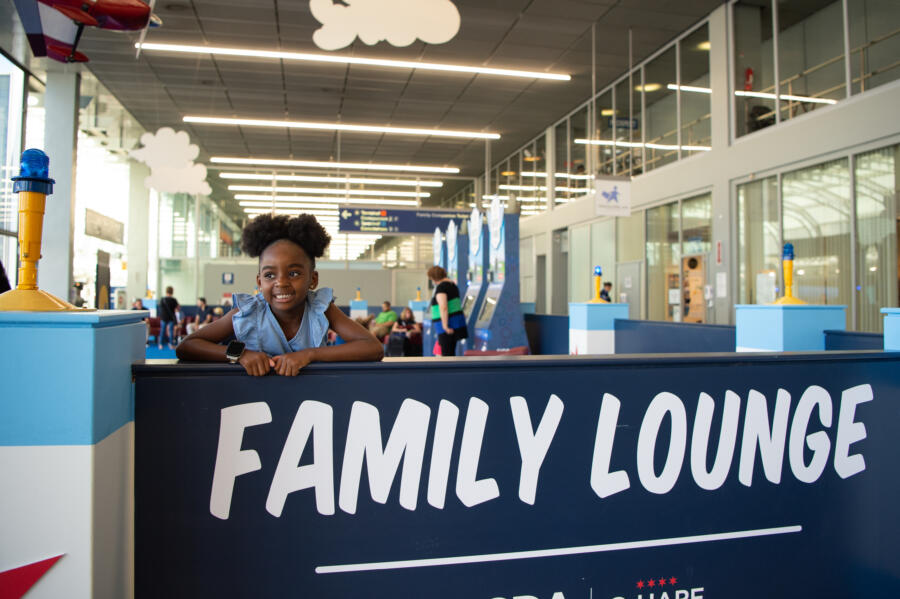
[134,353,900,598]
[339,206,470,235]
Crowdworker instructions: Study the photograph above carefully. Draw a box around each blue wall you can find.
[614,319,736,354]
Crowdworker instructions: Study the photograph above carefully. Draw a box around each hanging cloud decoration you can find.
[310,0,461,51]
[129,127,212,195]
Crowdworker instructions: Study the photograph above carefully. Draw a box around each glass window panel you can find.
[569,105,589,199]
[777,0,845,121]
[591,219,616,290]
[616,211,644,263]
[0,54,26,235]
[644,47,678,171]
[595,90,614,176]
[682,194,712,256]
[855,145,899,332]
[738,176,780,304]
[848,0,900,94]
[681,194,712,323]
[680,24,712,155]
[533,135,548,213]
[569,224,591,302]
[734,1,776,136]
[782,158,852,324]
[613,81,638,176]
[1,233,17,288]
[646,203,680,321]
[554,120,569,204]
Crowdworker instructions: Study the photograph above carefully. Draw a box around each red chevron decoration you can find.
[0,555,64,599]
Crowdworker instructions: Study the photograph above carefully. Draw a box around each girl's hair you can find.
[401,307,415,322]
[242,214,331,267]
[427,265,447,281]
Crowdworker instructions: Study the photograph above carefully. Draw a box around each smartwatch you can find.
[225,340,246,364]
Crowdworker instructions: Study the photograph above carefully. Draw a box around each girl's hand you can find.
[272,349,313,376]
[239,349,274,377]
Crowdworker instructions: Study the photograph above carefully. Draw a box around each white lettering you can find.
[738,389,790,486]
[637,392,687,494]
[691,588,704,599]
[510,394,564,505]
[266,401,334,517]
[590,393,631,498]
[427,400,459,509]
[834,384,873,478]
[456,397,500,507]
[675,591,689,599]
[209,402,272,520]
[691,391,740,490]
[788,386,832,483]
[338,399,431,514]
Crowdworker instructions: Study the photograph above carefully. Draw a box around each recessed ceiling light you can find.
[600,108,615,116]
[185,116,499,140]
[523,156,542,162]
[500,171,516,176]
[696,41,711,51]
[218,173,443,187]
[211,157,459,174]
[135,42,572,81]
[635,83,662,92]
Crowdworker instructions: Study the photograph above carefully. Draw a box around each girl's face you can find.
[401,308,413,320]
[256,240,318,316]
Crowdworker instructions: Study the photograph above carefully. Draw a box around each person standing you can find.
[157,286,180,350]
[427,266,467,357]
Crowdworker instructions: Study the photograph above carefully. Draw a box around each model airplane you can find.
[13,0,161,63]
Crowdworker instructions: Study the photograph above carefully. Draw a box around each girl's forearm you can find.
[175,337,229,361]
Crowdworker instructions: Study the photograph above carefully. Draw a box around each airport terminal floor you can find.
[3,0,900,597]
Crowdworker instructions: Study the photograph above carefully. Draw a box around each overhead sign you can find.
[339,206,470,235]
[134,353,900,598]
[593,176,631,217]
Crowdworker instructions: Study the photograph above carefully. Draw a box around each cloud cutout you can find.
[310,0,461,51]
[130,127,212,195]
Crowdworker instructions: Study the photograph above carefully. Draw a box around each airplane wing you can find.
[12,0,88,62]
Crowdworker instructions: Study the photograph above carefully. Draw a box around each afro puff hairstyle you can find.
[241,214,331,268]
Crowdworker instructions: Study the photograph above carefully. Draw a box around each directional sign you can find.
[339,206,471,235]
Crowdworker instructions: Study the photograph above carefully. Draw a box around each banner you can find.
[593,177,631,217]
[134,353,900,598]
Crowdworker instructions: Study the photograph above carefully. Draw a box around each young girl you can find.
[176,214,383,376]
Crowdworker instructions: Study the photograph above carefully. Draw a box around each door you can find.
[681,254,707,323]
[616,260,642,320]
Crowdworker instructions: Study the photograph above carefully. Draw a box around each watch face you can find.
[226,340,245,359]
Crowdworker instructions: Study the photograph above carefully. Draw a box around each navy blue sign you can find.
[607,116,639,130]
[339,206,470,235]
[134,353,900,598]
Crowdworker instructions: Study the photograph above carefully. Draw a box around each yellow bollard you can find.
[355,287,362,301]
[589,265,609,304]
[774,243,806,305]
[0,149,81,311]
[416,286,422,302]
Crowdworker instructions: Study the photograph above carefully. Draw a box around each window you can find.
[848,0,900,94]
[595,90,614,176]
[646,203,680,321]
[855,145,899,332]
[644,47,678,171]
[733,1,776,136]
[737,176,781,304]
[680,24,712,155]
[782,159,852,323]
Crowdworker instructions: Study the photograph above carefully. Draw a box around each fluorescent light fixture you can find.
[574,138,711,152]
[186,116,498,140]
[600,108,615,116]
[212,156,459,174]
[635,83,662,92]
[238,200,340,211]
[735,89,837,105]
[135,42,571,81]
[227,185,428,197]
[696,41,711,51]
[218,173,443,187]
[234,193,418,206]
[245,208,340,218]
[520,172,593,180]
[499,184,593,193]
[667,84,712,94]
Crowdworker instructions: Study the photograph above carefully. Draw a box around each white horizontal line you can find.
[315,524,801,574]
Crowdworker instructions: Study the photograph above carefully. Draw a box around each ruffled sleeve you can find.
[304,287,333,347]
[231,292,265,351]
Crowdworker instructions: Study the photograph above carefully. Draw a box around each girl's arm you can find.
[435,292,452,334]
[391,320,405,333]
[272,303,383,375]
[175,309,274,376]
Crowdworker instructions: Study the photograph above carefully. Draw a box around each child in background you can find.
[176,214,383,375]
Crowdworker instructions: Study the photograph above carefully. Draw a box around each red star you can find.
[636,581,644,589]
[669,577,678,585]
[0,555,64,599]
[658,578,667,586]
[648,579,656,587]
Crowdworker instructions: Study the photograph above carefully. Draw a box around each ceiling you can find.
[14,0,724,223]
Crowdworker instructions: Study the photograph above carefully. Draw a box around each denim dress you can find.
[231,287,333,356]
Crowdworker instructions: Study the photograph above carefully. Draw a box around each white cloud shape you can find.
[130,127,212,196]
[310,0,461,51]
